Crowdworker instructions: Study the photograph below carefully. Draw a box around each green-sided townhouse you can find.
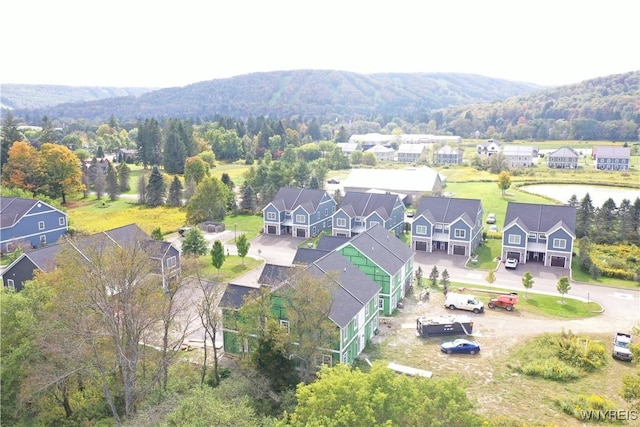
[335,223,414,315]
[221,252,380,366]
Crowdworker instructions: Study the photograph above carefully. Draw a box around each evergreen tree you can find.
[96,145,105,159]
[167,175,183,207]
[151,227,164,241]
[440,269,450,295]
[429,266,439,287]
[414,266,423,288]
[163,120,186,174]
[567,194,579,207]
[1,110,24,167]
[146,166,166,207]
[93,162,106,200]
[106,162,119,201]
[182,228,209,257]
[221,172,235,190]
[309,175,320,189]
[576,193,595,238]
[138,174,147,205]
[240,184,257,213]
[137,118,162,168]
[117,162,131,192]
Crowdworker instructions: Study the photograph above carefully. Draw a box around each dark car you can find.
[178,227,192,237]
[440,339,481,355]
[327,178,340,184]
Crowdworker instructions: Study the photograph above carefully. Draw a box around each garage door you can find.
[550,256,566,267]
[506,251,521,262]
[415,241,427,251]
[296,229,306,238]
[267,225,277,234]
[336,233,349,237]
[453,245,466,256]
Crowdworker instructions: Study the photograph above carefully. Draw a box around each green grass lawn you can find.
[222,214,265,241]
[466,238,501,269]
[200,254,263,283]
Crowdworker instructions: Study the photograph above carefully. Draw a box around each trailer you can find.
[416,315,474,338]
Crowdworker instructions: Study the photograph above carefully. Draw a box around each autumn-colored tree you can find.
[497,170,512,196]
[184,156,209,185]
[1,140,43,195]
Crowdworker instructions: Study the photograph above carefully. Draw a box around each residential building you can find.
[221,251,380,366]
[365,144,395,162]
[547,147,580,169]
[332,191,405,237]
[342,167,446,206]
[1,224,181,291]
[335,224,414,315]
[397,143,427,163]
[433,145,464,165]
[503,146,536,168]
[501,202,576,268]
[0,196,68,253]
[335,142,361,156]
[262,187,336,238]
[476,139,501,156]
[592,146,631,171]
[411,196,483,257]
[349,133,462,146]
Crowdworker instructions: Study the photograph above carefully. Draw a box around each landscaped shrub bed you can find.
[590,244,640,281]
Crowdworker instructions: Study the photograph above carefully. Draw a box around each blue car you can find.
[440,339,481,355]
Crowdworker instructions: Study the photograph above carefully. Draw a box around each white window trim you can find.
[38,221,45,230]
[7,279,15,290]
[280,319,290,333]
[167,256,177,268]
[378,298,384,309]
[295,214,305,223]
[370,221,380,227]
[266,211,276,221]
[415,225,427,235]
[336,218,347,227]
[59,217,65,226]
[454,229,466,238]
[508,234,521,245]
[553,238,567,249]
[40,235,46,244]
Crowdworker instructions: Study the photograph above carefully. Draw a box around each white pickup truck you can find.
[612,332,633,361]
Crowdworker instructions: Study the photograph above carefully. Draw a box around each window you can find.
[295,214,305,223]
[7,279,15,290]
[38,221,45,230]
[325,208,328,216]
[528,232,537,240]
[508,234,521,245]
[415,225,427,235]
[342,328,347,343]
[435,224,443,231]
[454,229,466,239]
[553,238,567,249]
[322,354,333,366]
[312,226,317,235]
[370,221,380,227]
[40,235,46,245]
[365,301,370,317]
[342,352,348,364]
[378,298,384,309]
[353,316,358,331]
[538,233,546,240]
[59,217,65,226]
[280,319,290,333]
[266,211,276,221]
[166,256,177,268]
[336,218,347,227]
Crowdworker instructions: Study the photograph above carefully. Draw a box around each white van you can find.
[445,293,484,313]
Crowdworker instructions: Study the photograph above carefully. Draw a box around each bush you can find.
[557,394,617,421]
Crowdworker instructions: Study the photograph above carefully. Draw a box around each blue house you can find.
[1,224,181,291]
[411,196,483,257]
[502,202,576,268]
[0,196,68,253]
[332,191,405,238]
[262,187,336,238]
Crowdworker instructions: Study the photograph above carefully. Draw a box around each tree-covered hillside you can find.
[7,70,542,124]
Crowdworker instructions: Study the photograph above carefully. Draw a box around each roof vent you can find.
[344,267,347,272]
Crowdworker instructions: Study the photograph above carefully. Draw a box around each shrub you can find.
[517,358,581,381]
[557,394,617,421]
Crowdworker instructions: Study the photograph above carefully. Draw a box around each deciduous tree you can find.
[522,271,534,298]
[1,140,43,195]
[186,176,229,224]
[211,240,226,279]
[557,276,571,302]
[236,234,250,265]
[497,170,511,196]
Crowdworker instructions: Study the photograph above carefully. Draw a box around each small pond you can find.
[520,184,640,206]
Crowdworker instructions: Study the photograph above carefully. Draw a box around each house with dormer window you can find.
[501,202,576,268]
[332,191,405,238]
[262,187,336,238]
[411,196,483,257]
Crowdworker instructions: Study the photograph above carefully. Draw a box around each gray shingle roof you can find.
[221,284,258,309]
[338,192,401,221]
[504,202,577,235]
[548,147,579,158]
[345,224,413,275]
[594,145,631,159]
[292,248,328,265]
[258,264,294,286]
[268,187,329,212]
[416,196,481,225]
[316,235,350,252]
[0,197,61,229]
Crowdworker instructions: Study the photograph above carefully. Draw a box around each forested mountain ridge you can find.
[0,85,155,110]
[435,70,640,140]
[6,70,542,124]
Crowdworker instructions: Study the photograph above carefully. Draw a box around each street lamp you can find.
[234,223,237,242]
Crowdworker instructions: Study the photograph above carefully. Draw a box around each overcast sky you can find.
[3,1,639,88]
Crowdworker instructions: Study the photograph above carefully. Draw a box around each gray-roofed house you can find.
[332,191,405,237]
[365,144,395,162]
[342,167,445,206]
[411,196,483,257]
[1,196,68,253]
[262,187,336,238]
[397,143,427,163]
[221,252,380,366]
[502,146,537,168]
[335,142,361,156]
[476,139,501,156]
[592,145,631,171]
[335,224,414,315]
[502,202,576,268]
[547,147,580,169]
[433,145,464,165]
[1,224,181,291]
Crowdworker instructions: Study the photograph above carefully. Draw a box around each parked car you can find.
[486,213,496,224]
[505,258,518,269]
[406,210,415,218]
[445,293,484,313]
[489,225,498,233]
[612,332,633,361]
[327,178,340,184]
[440,339,481,355]
[178,227,192,237]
